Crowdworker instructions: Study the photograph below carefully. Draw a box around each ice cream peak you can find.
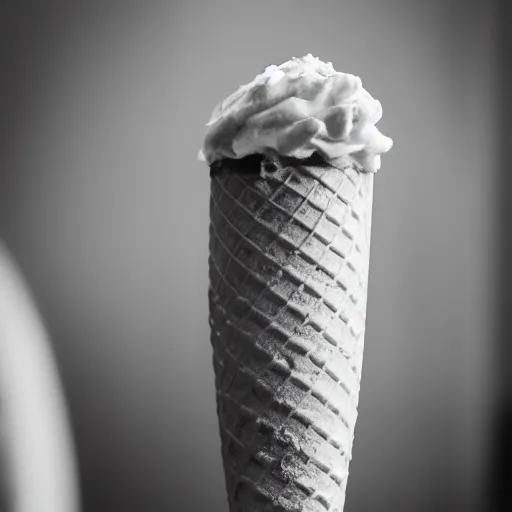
[199,54,393,172]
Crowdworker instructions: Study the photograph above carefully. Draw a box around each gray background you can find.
[0,0,501,511]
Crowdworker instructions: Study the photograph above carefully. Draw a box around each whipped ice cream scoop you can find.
[200,54,393,172]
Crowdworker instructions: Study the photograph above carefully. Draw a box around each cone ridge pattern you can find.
[208,154,373,512]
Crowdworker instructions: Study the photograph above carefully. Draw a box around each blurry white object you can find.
[0,243,80,512]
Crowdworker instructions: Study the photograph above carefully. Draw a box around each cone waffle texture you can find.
[208,152,374,512]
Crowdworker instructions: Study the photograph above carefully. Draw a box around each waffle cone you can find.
[208,151,374,512]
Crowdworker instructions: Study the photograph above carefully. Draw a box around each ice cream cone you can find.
[208,150,373,511]
[201,54,391,511]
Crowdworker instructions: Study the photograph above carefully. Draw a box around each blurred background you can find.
[0,0,507,511]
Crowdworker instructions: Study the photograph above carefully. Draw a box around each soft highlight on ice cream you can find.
[200,54,393,172]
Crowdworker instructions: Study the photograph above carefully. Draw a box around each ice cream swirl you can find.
[200,54,392,172]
